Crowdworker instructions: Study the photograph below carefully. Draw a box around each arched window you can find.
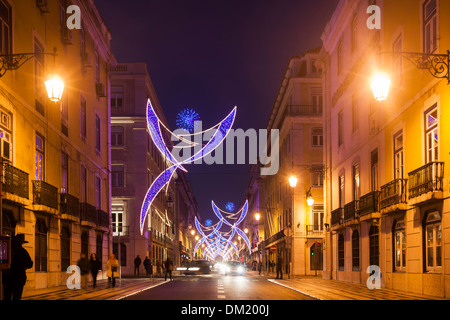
[35,218,48,271]
[60,224,71,271]
[352,230,360,271]
[393,219,406,272]
[2,209,16,236]
[96,233,103,266]
[81,230,89,257]
[369,225,380,267]
[338,233,345,271]
[424,211,441,272]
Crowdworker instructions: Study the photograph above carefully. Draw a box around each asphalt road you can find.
[123,272,316,300]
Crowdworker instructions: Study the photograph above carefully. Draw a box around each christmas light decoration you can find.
[176,108,201,133]
[140,99,237,234]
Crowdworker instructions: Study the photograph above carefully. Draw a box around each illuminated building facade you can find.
[321,0,450,297]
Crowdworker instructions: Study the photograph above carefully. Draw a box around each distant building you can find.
[321,0,450,298]
[0,0,113,290]
[250,48,324,276]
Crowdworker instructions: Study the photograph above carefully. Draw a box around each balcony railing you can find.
[305,225,324,235]
[285,105,323,117]
[32,180,58,209]
[344,200,359,221]
[80,202,98,224]
[408,162,444,199]
[380,179,407,209]
[359,191,379,216]
[97,209,110,229]
[2,162,29,199]
[60,193,80,218]
[331,208,343,226]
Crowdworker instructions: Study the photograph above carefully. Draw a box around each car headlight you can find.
[177,267,187,271]
[237,266,244,273]
[189,267,200,271]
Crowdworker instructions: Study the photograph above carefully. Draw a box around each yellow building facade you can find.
[321,0,450,297]
[0,0,113,290]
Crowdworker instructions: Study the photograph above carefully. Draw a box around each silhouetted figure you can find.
[134,255,141,277]
[276,254,283,279]
[2,234,33,300]
[90,253,102,288]
[77,253,90,289]
[143,256,152,277]
[164,258,173,281]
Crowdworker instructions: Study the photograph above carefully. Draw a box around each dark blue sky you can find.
[96,0,339,220]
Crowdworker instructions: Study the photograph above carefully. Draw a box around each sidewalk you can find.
[22,276,167,300]
[265,273,448,300]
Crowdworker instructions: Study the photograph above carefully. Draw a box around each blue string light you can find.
[176,108,201,133]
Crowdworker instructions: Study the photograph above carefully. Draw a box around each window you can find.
[95,175,101,209]
[371,149,378,191]
[35,134,45,180]
[34,39,45,97]
[111,165,124,187]
[111,126,124,147]
[352,230,360,271]
[312,92,323,114]
[338,111,344,147]
[61,152,68,193]
[60,225,71,271]
[392,35,403,84]
[80,98,87,139]
[80,165,87,203]
[394,219,406,272]
[35,218,47,272]
[394,131,404,179]
[81,230,88,257]
[338,233,345,271]
[369,225,380,266]
[96,234,103,267]
[112,205,124,236]
[95,115,101,152]
[312,205,324,231]
[339,173,345,208]
[0,110,12,161]
[311,165,324,187]
[311,128,323,147]
[337,41,343,75]
[425,211,441,272]
[0,0,11,55]
[423,0,437,54]
[425,105,439,163]
[353,163,360,200]
[111,86,124,108]
[352,98,359,133]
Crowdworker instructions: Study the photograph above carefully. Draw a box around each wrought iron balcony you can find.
[305,224,324,236]
[380,179,407,210]
[97,209,110,229]
[32,180,58,209]
[80,202,98,224]
[2,162,29,199]
[408,162,444,199]
[359,191,380,216]
[285,105,323,117]
[60,193,80,219]
[331,208,343,226]
[344,200,359,221]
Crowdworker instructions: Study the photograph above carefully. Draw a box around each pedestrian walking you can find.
[106,254,120,288]
[156,260,162,277]
[276,254,283,279]
[77,253,90,289]
[258,261,263,275]
[89,253,102,288]
[134,255,142,277]
[164,258,173,281]
[2,234,33,300]
[271,260,275,273]
[143,256,152,277]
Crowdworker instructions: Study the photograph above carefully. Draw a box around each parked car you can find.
[224,261,245,276]
[177,260,212,275]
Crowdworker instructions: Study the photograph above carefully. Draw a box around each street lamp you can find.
[306,187,314,207]
[255,212,261,221]
[371,50,450,101]
[288,175,298,188]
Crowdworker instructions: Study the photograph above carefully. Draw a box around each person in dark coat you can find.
[134,255,142,277]
[89,253,102,288]
[2,234,33,300]
[164,258,173,281]
[276,254,283,279]
[143,256,152,277]
[77,253,90,289]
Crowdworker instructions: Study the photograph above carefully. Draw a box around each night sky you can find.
[96,0,339,221]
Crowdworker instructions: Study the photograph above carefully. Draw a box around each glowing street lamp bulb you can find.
[255,213,261,221]
[45,74,65,102]
[307,196,315,207]
[190,229,196,236]
[289,175,298,188]
[195,235,199,241]
[371,73,391,101]
[244,228,248,234]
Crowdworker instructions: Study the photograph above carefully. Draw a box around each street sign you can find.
[270,245,277,252]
